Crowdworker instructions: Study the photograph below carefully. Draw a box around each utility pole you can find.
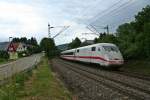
[9,37,13,42]
[48,23,51,38]
[48,23,69,39]
[48,23,54,38]
[87,24,110,35]
[104,25,109,34]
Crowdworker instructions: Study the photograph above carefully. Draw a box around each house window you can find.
[91,47,96,51]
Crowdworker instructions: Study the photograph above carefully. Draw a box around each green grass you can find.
[20,58,72,100]
[121,60,150,75]
[0,58,7,64]
[0,70,32,100]
[0,58,72,100]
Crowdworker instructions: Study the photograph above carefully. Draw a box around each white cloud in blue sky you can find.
[0,0,149,45]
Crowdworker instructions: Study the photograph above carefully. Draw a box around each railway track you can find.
[115,70,150,81]
[55,59,150,100]
[60,59,150,86]
[60,58,150,82]
[62,59,150,86]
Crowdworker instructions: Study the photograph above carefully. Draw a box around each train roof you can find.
[76,43,116,50]
[61,43,117,53]
[61,48,76,53]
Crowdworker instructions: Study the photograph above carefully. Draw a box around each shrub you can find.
[0,51,9,59]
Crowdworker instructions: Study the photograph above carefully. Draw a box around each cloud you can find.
[0,0,104,44]
[0,0,149,45]
[0,1,46,36]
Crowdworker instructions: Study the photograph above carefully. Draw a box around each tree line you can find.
[12,37,38,46]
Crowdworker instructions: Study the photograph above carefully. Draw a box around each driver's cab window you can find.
[91,47,96,51]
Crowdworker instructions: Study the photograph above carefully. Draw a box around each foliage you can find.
[40,38,57,59]
[27,45,41,55]
[69,37,81,49]
[0,70,32,100]
[94,33,118,44]
[116,5,150,59]
[0,51,9,59]
[12,37,38,46]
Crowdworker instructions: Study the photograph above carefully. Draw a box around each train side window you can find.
[77,49,79,53]
[98,48,101,51]
[91,47,96,51]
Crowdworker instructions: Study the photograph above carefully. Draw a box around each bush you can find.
[0,51,9,59]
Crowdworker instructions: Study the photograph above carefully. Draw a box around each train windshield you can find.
[103,46,119,52]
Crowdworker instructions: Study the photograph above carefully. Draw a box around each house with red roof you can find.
[7,42,27,59]
[7,42,18,60]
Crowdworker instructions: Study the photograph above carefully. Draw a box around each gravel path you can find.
[52,58,150,100]
[0,53,42,81]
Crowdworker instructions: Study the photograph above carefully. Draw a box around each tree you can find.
[12,38,20,42]
[30,37,38,46]
[0,51,9,59]
[40,38,56,58]
[116,23,138,59]
[95,33,118,44]
[69,37,81,49]
[116,5,150,59]
[20,37,28,43]
[134,5,150,33]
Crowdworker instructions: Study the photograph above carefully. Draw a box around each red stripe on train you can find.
[61,55,123,63]
[62,55,106,60]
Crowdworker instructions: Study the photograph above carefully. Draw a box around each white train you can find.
[60,43,124,68]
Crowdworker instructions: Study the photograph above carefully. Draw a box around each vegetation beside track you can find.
[0,58,7,64]
[0,57,72,100]
[121,60,150,75]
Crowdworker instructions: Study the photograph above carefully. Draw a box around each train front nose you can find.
[105,54,124,65]
[108,60,124,65]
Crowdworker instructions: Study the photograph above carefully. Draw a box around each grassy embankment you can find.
[0,57,72,100]
[121,60,150,75]
[0,58,7,65]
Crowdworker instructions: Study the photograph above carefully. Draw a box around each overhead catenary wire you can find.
[88,0,139,34]
[89,0,123,23]
[52,26,70,39]
[95,0,140,26]
[84,0,132,35]
[98,0,139,31]
[90,0,135,25]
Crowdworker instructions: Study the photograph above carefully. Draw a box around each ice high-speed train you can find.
[60,43,124,68]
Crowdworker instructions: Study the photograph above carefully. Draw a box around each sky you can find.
[0,0,149,45]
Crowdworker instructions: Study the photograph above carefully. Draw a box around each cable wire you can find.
[90,0,135,25]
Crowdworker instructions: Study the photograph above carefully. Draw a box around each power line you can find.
[91,0,138,31]
[52,26,70,39]
[48,23,70,39]
[85,0,132,33]
[88,0,138,34]
[90,0,135,25]
[90,0,123,22]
